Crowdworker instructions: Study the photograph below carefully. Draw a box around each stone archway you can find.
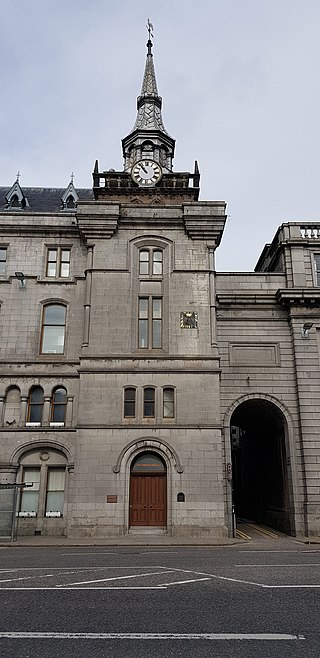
[230,398,291,534]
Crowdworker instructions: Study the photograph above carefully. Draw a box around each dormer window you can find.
[61,181,78,211]
[66,196,76,209]
[5,180,28,210]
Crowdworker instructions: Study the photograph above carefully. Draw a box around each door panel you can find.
[129,474,166,526]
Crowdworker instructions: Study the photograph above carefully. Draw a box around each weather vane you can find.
[146,18,154,41]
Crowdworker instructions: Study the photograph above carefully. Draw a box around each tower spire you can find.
[122,21,175,173]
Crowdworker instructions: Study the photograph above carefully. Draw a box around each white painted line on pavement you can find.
[0,586,166,590]
[56,569,174,587]
[161,577,210,586]
[0,574,55,583]
[235,563,320,567]
[0,632,305,640]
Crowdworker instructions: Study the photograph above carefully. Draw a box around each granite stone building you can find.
[0,37,319,539]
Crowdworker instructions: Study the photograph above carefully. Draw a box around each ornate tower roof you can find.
[122,33,175,174]
[131,39,170,135]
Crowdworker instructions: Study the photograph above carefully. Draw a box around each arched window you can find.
[143,387,155,417]
[124,387,136,418]
[66,195,76,209]
[131,452,166,472]
[27,387,44,424]
[4,386,21,426]
[51,387,67,424]
[11,194,20,208]
[41,304,66,354]
[163,387,174,418]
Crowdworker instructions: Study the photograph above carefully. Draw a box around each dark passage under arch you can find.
[230,399,292,535]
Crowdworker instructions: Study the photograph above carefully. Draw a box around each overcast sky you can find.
[1,0,319,270]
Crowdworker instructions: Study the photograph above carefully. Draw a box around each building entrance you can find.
[230,399,291,534]
[129,452,167,527]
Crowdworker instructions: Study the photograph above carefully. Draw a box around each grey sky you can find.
[1,0,319,270]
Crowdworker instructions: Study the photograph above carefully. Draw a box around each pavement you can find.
[1,534,243,547]
[1,533,320,547]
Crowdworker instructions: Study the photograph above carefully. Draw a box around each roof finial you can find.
[16,170,20,183]
[146,18,154,55]
[70,171,75,184]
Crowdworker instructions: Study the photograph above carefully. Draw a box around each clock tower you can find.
[92,36,200,203]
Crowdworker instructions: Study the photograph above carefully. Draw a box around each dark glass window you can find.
[124,387,136,417]
[143,387,155,417]
[131,452,165,472]
[27,387,44,423]
[51,387,67,423]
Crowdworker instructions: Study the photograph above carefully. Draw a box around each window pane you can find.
[60,262,70,277]
[152,298,162,318]
[144,388,155,417]
[124,388,136,417]
[139,250,149,275]
[139,298,148,318]
[152,250,163,275]
[52,387,67,423]
[139,320,148,348]
[42,326,65,353]
[30,388,44,404]
[20,468,40,513]
[46,468,65,513]
[152,320,162,348]
[44,305,66,325]
[132,453,165,472]
[47,250,57,277]
[163,388,174,417]
[29,403,43,423]
[0,249,6,274]
[47,262,56,277]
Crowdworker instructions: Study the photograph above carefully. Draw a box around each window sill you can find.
[37,276,75,285]
[17,512,37,517]
[26,422,41,427]
[50,422,65,427]
[45,512,62,518]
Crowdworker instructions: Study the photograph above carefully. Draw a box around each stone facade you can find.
[0,41,319,539]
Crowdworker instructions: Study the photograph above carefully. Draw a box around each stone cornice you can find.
[77,204,120,241]
[217,293,277,306]
[183,203,226,243]
[276,288,320,306]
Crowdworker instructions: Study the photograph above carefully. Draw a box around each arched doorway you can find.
[129,452,167,527]
[230,399,291,534]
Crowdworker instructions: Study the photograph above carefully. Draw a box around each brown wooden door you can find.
[129,474,166,526]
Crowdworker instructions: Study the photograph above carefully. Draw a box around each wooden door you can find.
[129,474,166,526]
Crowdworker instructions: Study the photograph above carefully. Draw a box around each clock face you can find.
[132,160,162,186]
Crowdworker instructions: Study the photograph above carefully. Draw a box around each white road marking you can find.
[56,570,174,587]
[0,574,55,583]
[161,577,210,586]
[0,632,305,640]
[0,586,166,590]
[235,564,320,567]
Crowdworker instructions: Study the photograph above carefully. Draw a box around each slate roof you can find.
[0,187,94,213]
